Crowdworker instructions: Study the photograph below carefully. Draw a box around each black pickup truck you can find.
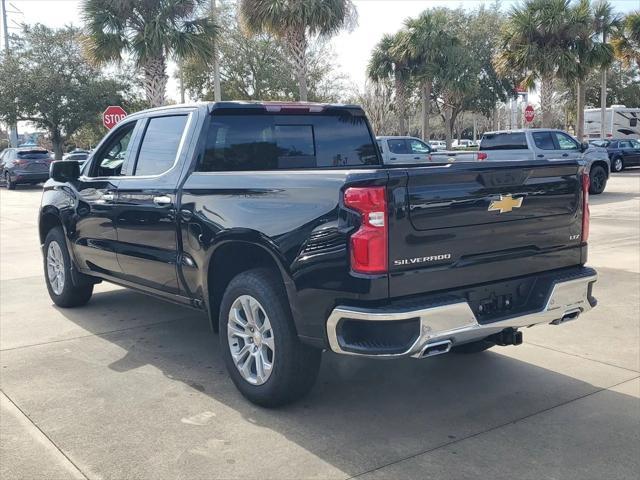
[40,102,598,406]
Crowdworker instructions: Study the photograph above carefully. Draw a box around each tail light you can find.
[14,159,28,167]
[476,152,487,161]
[581,173,590,243]
[344,186,388,274]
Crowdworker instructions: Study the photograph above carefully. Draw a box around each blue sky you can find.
[2,0,639,99]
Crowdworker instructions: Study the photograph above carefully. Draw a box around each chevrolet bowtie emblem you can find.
[488,195,523,213]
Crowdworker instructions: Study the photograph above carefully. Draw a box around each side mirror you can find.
[50,160,80,182]
[580,142,589,152]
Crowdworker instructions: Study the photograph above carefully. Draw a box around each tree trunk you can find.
[540,73,554,128]
[600,68,607,140]
[576,80,586,140]
[395,73,407,135]
[143,56,168,108]
[51,130,64,160]
[285,29,308,102]
[444,105,453,149]
[421,80,432,141]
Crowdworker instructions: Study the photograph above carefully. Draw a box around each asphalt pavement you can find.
[1,172,638,480]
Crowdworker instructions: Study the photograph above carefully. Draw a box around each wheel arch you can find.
[39,206,63,245]
[203,239,298,333]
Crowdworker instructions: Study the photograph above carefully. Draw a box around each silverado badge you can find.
[488,194,523,213]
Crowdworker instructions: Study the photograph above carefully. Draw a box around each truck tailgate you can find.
[387,161,586,298]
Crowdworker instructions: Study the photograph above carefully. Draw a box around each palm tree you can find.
[82,0,217,108]
[591,0,620,140]
[566,0,614,140]
[393,11,452,141]
[368,33,410,135]
[612,11,640,69]
[495,0,577,128]
[239,0,356,102]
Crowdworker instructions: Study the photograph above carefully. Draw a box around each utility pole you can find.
[600,30,607,141]
[211,0,221,102]
[1,0,18,147]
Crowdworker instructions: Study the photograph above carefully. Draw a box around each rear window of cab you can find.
[480,133,528,150]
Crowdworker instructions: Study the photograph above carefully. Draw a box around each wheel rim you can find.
[227,295,275,385]
[614,158,623,171]
[592,170,605,191]
[46,241,65,295]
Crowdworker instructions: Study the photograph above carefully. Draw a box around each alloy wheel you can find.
[227,295,275,385]
[46,241,65,295]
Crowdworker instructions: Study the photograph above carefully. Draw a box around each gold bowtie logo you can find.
[488,195,523,213]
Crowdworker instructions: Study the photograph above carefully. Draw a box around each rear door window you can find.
[532,132,556,150]
[134,115,188,176]
[387,139,409,154]
[199,112,378,171]
[619,140,631,149]
[480,133,528,150]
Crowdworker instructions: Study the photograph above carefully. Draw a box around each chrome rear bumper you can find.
[326,271,597,358]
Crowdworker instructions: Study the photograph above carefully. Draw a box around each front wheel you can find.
[612,157,624,173]
[5,172,15,190]
[219,268,321,407]
[589,165,607,195]
[43,227,93,307]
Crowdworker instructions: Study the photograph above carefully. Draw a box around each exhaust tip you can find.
[551,309,581,325]
[419,340,452,358]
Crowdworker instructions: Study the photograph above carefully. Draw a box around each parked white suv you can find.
[479,129,611,194]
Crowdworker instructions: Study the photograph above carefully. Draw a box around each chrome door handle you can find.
[153,195,172,206]
[102,193,116,202]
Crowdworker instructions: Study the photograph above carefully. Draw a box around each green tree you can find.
[495,0,578,127]
[368,33,410,135]
[612,11,640,69]
[82,0,217,108]
[393,10,452,141]
[182,1,347,102]
[567,0,615,139]
[0,25,126,159]
[238,0,356,101]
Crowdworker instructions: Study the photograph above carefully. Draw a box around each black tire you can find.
[5,172,15,190]
[43,227,93,307]
[451,339,495,354]
[611,156,624,173]
[219,268,321,407]
[589,165,607,195]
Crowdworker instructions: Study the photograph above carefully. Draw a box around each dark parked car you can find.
[594,139,640,172]
[39,102,598,406]
[0,147,52,189]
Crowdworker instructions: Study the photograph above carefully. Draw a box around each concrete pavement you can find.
[1,172,638,479]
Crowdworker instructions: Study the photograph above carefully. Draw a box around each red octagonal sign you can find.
[524,105,535,123]
[103,106,127,130]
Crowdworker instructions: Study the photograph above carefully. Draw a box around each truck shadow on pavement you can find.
[36,286,639,479]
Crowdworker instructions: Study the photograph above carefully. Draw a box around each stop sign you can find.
[524,105,535,123]
[103,106,128,130]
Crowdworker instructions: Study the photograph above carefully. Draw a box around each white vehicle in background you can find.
[584,106,639,140]
[376,136,432,164]
[452,139,474,149]
[429,140,447,151]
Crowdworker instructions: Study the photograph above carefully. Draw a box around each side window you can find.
[532,132,555,150]
[619,141,631,149]
[631,140,640,149]
[554,132,579,150]
[134,115,188,176]
[387,139,408,154]
[630,118,637,127]
[409,139,430,154]
[89,122,136,177]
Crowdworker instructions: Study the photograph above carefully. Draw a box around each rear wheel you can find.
[612,157,624,173]
[451,339,495,354]
[219,268,321,407]
[44,227,93,307]
[589,165,607,194]
[5,172,15,190]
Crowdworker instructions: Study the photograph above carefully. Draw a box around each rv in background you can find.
[584,105,639,140]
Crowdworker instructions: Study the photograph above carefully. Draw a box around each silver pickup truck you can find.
[479,129,611,194]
